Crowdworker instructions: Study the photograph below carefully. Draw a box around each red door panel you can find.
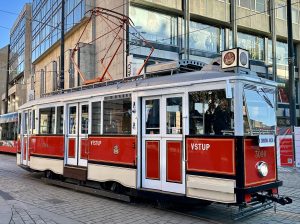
[68,138,76,158]
[166,141,182,183]
[80,138,88,160]
[146,141,160,180]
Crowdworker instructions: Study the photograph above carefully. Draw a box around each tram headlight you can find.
[256,161,269,177]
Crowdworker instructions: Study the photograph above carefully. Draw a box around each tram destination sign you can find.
[259,134,275,147]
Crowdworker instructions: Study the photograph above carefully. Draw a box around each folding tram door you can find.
[141,94,186,194]
[65,102,89,167]
[20,110,33,166]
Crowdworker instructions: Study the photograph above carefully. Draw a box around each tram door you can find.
[66,103,89,167]
[21,110,32,166]
[142,95,186,194]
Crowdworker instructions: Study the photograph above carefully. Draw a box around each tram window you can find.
[189,90,233,135]
[81,105,89,134]
[18,113,21,134]
[39,107,55,134]
[145,99,160,134]
[92,102,101,135]
[32,110,36,130]
[166,97,182,134]
[56,106,64,134]
[69,106,77,134]
[103,98,132,135]
[24,113,28,134]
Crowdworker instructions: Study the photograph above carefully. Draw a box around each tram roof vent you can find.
[145,60,206,75]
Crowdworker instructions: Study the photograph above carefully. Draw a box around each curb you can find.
[0,197,12,224]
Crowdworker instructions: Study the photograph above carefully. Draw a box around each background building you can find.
[8,3,32,113]
[30,0,300,127]
[0,45,9,115]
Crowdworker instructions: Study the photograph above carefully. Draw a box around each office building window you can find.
[237,32,264,60]
[292,8,299,23]
[255,0,266,13]
[9,15,26,83]
[189,21,221,53]
[239,0,251,9]
[52,61,58,91]
[32,0,86,61]
[40,69,45,95]
[277,3,287,20]
[129,6,177,46]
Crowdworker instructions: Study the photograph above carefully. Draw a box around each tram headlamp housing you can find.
[256,161,269,177]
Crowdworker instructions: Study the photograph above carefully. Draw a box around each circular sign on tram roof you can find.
[223,52,236,66]
[240,52,248,66]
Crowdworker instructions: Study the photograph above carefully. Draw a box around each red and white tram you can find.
[17,58,291,209]
[0,112,18,154]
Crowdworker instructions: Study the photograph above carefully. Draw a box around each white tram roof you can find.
[19,68,276,110]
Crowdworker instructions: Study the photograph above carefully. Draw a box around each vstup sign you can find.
[221,48,249,70]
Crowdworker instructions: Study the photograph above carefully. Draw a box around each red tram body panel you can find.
[88,136,136,166]
[30,135,64,159]
[0,141,17,154]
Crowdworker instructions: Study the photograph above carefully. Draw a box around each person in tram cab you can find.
[204,101,215,134]
[189,104,202,135]
[213,99,231,135]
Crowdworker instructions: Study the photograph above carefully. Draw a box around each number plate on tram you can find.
[259,135,275,147]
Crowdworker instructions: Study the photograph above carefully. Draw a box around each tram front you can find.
[185,49,292,214]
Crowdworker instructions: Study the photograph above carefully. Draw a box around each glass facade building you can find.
[9,16,26,82]
[32,0,86,61]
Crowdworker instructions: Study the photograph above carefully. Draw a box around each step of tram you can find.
[63,165,87,181]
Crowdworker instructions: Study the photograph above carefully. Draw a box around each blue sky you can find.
[0,0,31,49]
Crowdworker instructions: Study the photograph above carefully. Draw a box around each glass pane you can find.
[166,97,182,134]
[39,107,55,134]
[189,90,233,136]
[81,105,89,134]
[56,106,64,134]
[69,106,77,134]
[92,102,101,134]
[24,113,28,134]
[103,98,132,135]
[145,99,160,134]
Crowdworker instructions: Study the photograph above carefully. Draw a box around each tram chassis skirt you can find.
[42,178,131,202]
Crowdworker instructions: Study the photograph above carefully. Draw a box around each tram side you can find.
[17,70,291,207]
[0,112,18,154]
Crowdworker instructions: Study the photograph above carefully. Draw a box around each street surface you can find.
[0,154,299,224]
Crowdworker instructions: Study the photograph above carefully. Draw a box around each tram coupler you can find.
[254,193,292,205]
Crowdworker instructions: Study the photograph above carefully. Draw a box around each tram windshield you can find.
[243,85,276,135]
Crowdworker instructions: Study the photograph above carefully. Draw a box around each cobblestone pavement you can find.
[0,154,299,224]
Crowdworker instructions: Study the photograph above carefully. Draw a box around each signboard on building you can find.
[294,127,300,167]
[276,135,294,167]
[221,48,249,70]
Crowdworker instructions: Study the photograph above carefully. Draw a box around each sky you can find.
[0,0,31,49]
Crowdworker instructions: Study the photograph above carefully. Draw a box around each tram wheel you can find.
[45,170,53,179]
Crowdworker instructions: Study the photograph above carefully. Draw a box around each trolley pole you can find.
[60,0,65,90]
[287,0,297,127]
